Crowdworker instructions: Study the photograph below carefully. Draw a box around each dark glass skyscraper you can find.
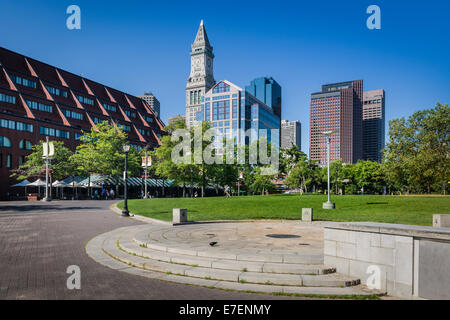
[245,77,282,119]
[363,89,385,163]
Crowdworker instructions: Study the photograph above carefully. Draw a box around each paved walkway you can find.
[0,200,302,300]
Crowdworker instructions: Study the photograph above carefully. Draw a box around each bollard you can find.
[173,208,188,224]
[302,208,313,222]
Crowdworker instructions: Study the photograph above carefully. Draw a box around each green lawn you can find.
[117,194,450,226]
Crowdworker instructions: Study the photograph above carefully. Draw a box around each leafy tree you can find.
[279,146,305,175]
[71,121,141,196]
[249,167,274,195]
[330,159,344,195]
[285,155,320,193]
[353,160,385,194]
[383,102,449,194]
[10,140,74,181]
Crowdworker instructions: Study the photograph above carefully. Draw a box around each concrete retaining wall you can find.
[323,222,450,299]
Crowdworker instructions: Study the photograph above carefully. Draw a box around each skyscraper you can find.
[139,92,160,118]
[281,120,301,151]
[363,89,385,163]
[245,77,282,119]
[310,80,363,165]
[185,20,215,128]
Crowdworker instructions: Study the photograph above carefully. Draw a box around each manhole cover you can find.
[266,234,300,239]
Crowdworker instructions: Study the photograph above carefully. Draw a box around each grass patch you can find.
[117,194,450,226]
[272,292,381,300]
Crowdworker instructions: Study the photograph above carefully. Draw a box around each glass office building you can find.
[245,77,282,119]
[195,80,280,147]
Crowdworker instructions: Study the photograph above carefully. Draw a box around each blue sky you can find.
[1,0,449,154]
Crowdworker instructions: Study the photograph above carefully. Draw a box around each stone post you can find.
[302,208,313,222]
[173,208,188,224]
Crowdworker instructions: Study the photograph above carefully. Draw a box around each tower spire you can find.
[193,19,211,49]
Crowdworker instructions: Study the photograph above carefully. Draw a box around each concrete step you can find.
[133,238,324,265]
[103,236,360,288]
[87,228,383,297]
[120,237,335,275]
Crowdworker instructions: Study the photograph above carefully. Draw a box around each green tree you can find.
[383,102,449,194]
[10,140,74,182]
[353,160,385,194]
[330,159,344,195]
[71,121,142,196]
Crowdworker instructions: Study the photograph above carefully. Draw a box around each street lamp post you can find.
[237,171,243,196]
[321,130,338,209]
[144,146,149,199]
[43,136,52,202]
[122,144,130,217]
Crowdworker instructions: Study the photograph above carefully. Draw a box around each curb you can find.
[110,201,323,227]
[85,226,384,299]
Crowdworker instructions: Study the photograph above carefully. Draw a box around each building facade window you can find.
[62,108,83,120]
[118,124,130,132]
[124,110,136,118]
[40,126,70,139]
[143,115,153,123]
[45,85,68,98]
[75,94,94,106]
[75,132,84,140]
[6,154,11,168]
[0,136,12,148]
[137,128,149,136]
[212,82,230,94]
[19,139,33,150]
[92,117,105,124]
[9,74,36,88]
[102,103,116,112]
[25,99,53,113]
[0,93,16,104]
[0,118,33,132]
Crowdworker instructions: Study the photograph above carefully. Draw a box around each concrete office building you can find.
[310,80,363,165]
[363,89,385,163]
[139,92,160,118]
[0,46,165,199]
[281,120,301,150]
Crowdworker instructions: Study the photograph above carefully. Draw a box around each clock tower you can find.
[185,20,215,128]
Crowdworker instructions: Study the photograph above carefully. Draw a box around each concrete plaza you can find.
[0,200,305,300]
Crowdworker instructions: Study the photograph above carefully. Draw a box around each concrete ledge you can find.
[324,221,450,299]
[324,222,450,241]
[433,214,450,228]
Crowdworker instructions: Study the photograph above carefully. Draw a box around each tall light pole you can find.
[122,144,130,217]
[321,130,338,209]
[143,145,149,199]
[42,136,53,202]
[237,171,243,196]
